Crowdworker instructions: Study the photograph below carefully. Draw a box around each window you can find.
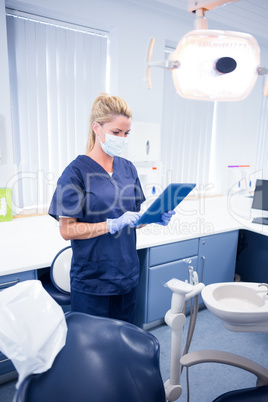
[6,10,109,212]
[255,86,268,178]
[161,46,215,194]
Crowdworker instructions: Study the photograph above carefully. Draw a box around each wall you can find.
[0,0,13,188]
[211,79,265,195]
[1,0,268,195]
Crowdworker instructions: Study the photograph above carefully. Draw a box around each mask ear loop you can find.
[93,122,105,145]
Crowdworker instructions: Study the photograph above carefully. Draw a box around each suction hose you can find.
[181,294,200,402]
[182,294,199,361]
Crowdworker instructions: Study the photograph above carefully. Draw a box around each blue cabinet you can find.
[147,256,198,322]
[0,352,15,378]
[236,230,268,282]
[198,231,239,286]
[0,270,37,380]
[135,239,199,328]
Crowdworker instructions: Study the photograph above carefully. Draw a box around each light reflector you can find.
[170,30,260,101]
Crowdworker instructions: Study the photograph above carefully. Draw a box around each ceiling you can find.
[130,0,268,43]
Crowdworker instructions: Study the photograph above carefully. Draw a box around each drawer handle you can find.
[0,357,10,364]
[0,279,19,288]
[201,256,206,283]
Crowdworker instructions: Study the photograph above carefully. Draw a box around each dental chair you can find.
[42,246,71,306]
[14,312,166,402]
[213,385,268,401]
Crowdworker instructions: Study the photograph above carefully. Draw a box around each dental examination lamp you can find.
[146,0,268,101]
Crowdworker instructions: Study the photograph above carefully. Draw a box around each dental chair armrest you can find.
[180,350,268,387]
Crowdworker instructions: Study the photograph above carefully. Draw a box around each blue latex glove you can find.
[106,211,141,234]
[157,210,176,226]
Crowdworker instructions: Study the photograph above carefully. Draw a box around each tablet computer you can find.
[136,183,196,226]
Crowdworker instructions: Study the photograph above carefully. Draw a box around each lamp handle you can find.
[145,37,179,90]
[145,37,155,89]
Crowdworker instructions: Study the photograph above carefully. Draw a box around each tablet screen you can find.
[136,183,196,226]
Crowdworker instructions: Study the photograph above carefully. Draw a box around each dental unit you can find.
[164,266,268,401]
[164,262,204,401]
[180,281,268,395]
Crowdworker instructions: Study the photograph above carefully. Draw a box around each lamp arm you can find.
[194,8,208,29]
[188,0,240,13]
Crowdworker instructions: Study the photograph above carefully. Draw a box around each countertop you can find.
[1,194,268,276]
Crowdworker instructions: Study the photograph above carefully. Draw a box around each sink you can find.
[201,282,268,332]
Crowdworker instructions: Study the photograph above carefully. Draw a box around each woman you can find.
[49,93,174,323]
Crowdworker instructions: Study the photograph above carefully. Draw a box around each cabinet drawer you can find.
[0,352,15,376]
[149,239,199,267]
[0,270,37,291]
[147,256,198,322]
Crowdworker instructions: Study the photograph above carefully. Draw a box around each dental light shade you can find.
[169,29,260,101]
[146,0,268,101]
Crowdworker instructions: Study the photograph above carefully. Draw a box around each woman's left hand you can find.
[157,210,176,226]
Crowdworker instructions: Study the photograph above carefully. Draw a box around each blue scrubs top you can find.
[48,155,145,296]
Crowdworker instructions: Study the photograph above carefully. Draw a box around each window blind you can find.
[6,10,109,211]
[161,47,215,193]
[255,82,268,178]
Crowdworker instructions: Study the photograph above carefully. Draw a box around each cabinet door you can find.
[236,230,268,282]
[147,256,198,323]
[198,231,239,286]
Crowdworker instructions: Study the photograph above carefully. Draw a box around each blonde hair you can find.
[86,93,132,153]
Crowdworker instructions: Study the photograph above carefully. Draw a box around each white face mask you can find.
[99,131,128,157]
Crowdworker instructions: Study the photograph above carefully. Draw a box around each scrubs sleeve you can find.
[48,167,85,221]
[134,176,146,211]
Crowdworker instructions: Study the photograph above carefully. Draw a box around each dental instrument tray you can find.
[136,183,196,226]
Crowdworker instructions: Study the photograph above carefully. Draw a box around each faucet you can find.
[258,283,268,295]
[188,265,198,285]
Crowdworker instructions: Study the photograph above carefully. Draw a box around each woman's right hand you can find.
[106,211,141,234]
